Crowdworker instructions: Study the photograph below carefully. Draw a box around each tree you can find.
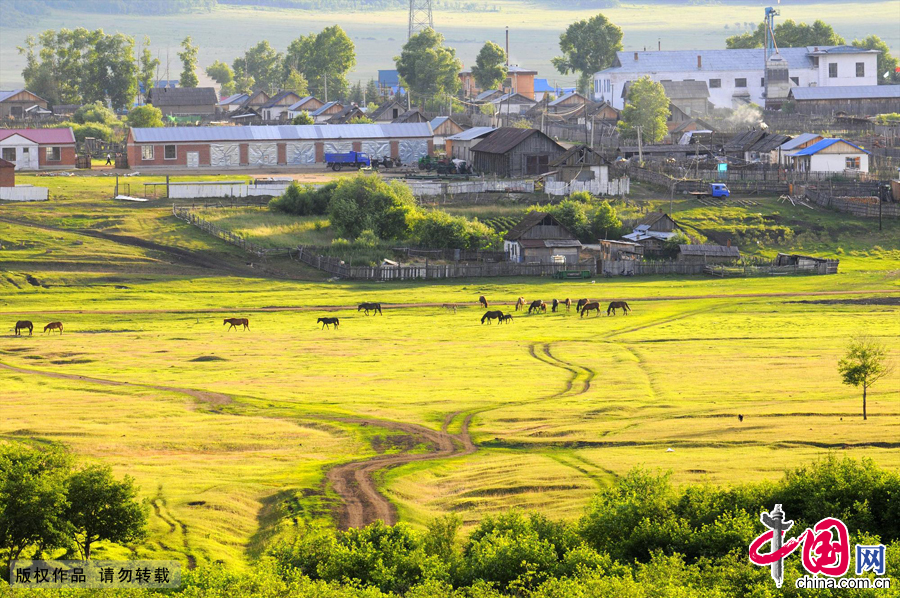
[553,14,623,95]
[127,105,164,128]
[206,60,235,96]
[838,336,891,420]
[178,36,199,88]
[73,101,117,125]
[64,465,148,560]
[365,79,380,105]
[852,35,900,84]
[395,28,461,105]
[348,115,375,124]
[283,69,309,96]
[591,200,622,240]
[138,37,160,100]
[291,111,314,125]
[234,40,284,94]
[328,174,418,240]
[726,19,844,49]
[617,76,669,144]
[285,26,356,101]
[471,41,507,91]
[0,444,71,568]
[349,81,364,104]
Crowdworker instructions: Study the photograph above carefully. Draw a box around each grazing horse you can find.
[551,299,559,313]
[528,300,546,314]
[576,298,589,314]
[607,301,631,316]
[580,302,601,317]
[14,320,33,336]
[43,321,63,334]
[479,295,488,308]
[224,318,249,331]
[515,297,525,311]
[481,310,504,324]
[442,304,457,314]
[317,317,340,329]
[500,313,513,324]
[358,302,383,316]
[564,298,572,312]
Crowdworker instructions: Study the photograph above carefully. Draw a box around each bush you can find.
[72,101,118,125]
[60,121,116,142]
[269,181,337,216]
[328,174,418,240]
[411,211,500,250]
[292,111,314,125]
[126,105,164,128]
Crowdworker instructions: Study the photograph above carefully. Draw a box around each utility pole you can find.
[636,125,643,164]
[324,72,328,103]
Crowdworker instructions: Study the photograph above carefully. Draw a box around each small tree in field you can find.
[838,336,891,420]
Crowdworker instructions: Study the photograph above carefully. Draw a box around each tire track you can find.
[527,342,594,397]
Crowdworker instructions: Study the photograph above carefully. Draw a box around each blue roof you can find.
[789,138,870,156]
[533,79,554,93]
[378,69,400,86]
[430,116,449,130]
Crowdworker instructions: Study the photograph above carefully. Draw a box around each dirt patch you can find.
[189,355,228,362]
[792,297,900,306]
[371,434,427,454]
[49,358,95,365]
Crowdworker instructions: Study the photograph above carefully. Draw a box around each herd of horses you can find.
[13,320,62,335]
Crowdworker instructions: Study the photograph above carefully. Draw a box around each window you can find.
[45,146,60,161]
[164,145,176,160]
[141,145,154,160]
[790,76,800,86]
[856,62,865,77]
[828,63,838,78]
[709,78,721,89]
[845,157,860,169]
[760,78,765,87]
[735,78,747,88]
[1,148,15,161]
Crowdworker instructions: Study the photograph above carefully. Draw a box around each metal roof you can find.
[471,127,556,155]
[679,244,741,257]
[548,91,583,106]
[598,47,864,75]
[507,65,537,74]
[446,126,495,141]
[148,87,217,107]
[788,85,900,101]
[0,128,76,144]
[788,138,871,156]
[287,96,318,111]
[779,133,822,151]
[430,116,449,130]
[475,89,502,101]
[0,89,25,102]
[129,123,434,143]
[311,101,340,116]
[808,45,880,55]
[261,91,301,108]
[491,92,536,105]
[218,93,248,106]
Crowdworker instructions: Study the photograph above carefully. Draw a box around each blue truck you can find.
[324,151,371,171]
[690,183,730,199]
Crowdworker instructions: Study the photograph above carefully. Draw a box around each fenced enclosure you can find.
[545,177,630,197]
[0,186,49,201]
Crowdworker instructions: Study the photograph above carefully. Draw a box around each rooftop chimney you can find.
[634,52,638,61]
[697,55,702,69]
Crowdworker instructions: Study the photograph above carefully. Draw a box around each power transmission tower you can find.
[408,0,433,39]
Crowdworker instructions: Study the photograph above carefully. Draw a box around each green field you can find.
[1,1,897,89]
[1,176,899,571]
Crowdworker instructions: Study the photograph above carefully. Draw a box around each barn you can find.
[126,123,434,170]
[503,211,582,265]
[677,244,741,264]
[445,127,495,163]
[147,87,218,116]
[0,128,77,170]
[430,116,464,148]
[471,128,564,177]
[0,89,49,120]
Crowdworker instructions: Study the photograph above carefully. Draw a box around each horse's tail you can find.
[623,302,630,311]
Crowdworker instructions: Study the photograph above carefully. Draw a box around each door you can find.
[186,152,199,168]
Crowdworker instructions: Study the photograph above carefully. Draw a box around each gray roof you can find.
[548,91,584,106]
[598,46,870,75]
[788,85,900,101]
[808,45,880,55]
[311,101,340,116]
[430,116,449,130]
[218,93,248,106]
[780,133,822,151]
[149,87,218,107]
[472,127,562,155]
[130,123,434,143]
[491,92,536,105]
[288,96,318,111]
[0,89,25,102]
[475,89,503,101]
[679,244,741,257]
[261,91,301,108]
[446,126,495,141]
[660,80,710,99]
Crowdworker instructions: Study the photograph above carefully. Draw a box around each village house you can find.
[326,105,367,124]
[547,91,589,114]
[777,133,824,167]
[393,108,429,124]
[622,212,681,256]
[0,128,77,171]
[784,138,870,174]
[260,91,303,121]
[147,87,218,116]
[677,244,741,264]
[227,90,271,122]
[547,145,609,184]
[369,100,407,122]
[470,127,564,177]
[217,93,249,113]
[489,92,537,116]
[787,85,900,117]
[430,116,464,148]
[532,78,571,102]
[503,211,582,266]
[0,90,50,120]
[723,130,791,164]
[593,46,880,110]
[459,65,539,100]
[445,127,495,163]
[286,96,324,120]
[310,101,345,123]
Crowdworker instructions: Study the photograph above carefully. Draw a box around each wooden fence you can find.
[803,189,900,219]
[396,247,507,262]
[172,206,288,257]
[705,262,838,277]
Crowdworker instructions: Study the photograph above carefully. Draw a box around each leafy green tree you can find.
[291,111,314,125]
[852,35,900,84]
[64,465,148,560]
[0,444,71,567]
[471,41,507,91]
[329,174,418,240]
[552,14,623,95]
[348,115,375,124]
[64,122,116,142]
[234,40,284,94]
[178,36,199,88]
[591,200,622,240]
[411,211,500,250]
[138,37,160,100]
[283,69,309,96]
[726,19,844,49]
[285,26,356,100]
[270,181,336,215]
[365,79,380,105]
[838,336,891,420]
[395,28,462,105]
[206,60,235,96]
[617,76,669,143]
[126,105,164,128]
[73,101,117,125]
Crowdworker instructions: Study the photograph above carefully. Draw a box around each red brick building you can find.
[0,158,15,186]
[0,128,77,170]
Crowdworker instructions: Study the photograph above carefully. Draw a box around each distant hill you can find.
[0,0,216,27]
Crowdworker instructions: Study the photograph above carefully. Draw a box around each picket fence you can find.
[545,177,630,197]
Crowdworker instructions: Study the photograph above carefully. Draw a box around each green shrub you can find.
[328,174,418,240]
[269,181,337,216]
[72,101,118,125]
[411,211,501,250]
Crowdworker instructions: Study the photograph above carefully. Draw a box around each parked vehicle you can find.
[324,151,371,171]
[689,183,730,198]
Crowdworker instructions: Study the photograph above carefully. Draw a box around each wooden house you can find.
[370,100,407,122]
[147,87,218,116]
[430,116,464,148]
[445,127,495,162]
[286,96,324,120]
[784,138,870,173]
[261,91,303,121]
[622,212,681,255]
[503,211,582,265]
[0,90,49,120]
[677,244,740,264]
[777,133,824,167]
[310,101,345,123]
[327,105,367,124]
[548,145,609,183]
[470,128,564,177]
[393,108,429,123]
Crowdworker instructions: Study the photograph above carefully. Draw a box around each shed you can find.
[503,211,582,265]
[370,100,406,122]
[785,138,870,173]
[621,212,681,255]
[445,126,495,162]
[777,133,824,166]
[0,89,49,120]
[471,127,565,177]
[548,145,609,183]
[660,80,711,116]
[430,116,464,147]
[147,87,218,116]
[677,244,740,263]
[787,85,900,117]
[393,108,429,123]
[327,105,367,124]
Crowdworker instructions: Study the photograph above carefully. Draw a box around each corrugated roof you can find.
[750,133,790,153]
[129,123,434,143]
[218,93,248,106]
[780,133,823,151]
[789,85,900,101]
[491,92,536,105]
[475,89,502,101]
[287,96,318,111]
[599,47,861,75]
[0,89,25,103]
[679,244,740,257]
[789,138,871,156]
[472,127,561,155]
[0,128,76,144]
[661,80,710,99]
[261,91,301,108]
[311,101,340,116]
[430,116,449,130]
[149,87,217,107]
[548,91,583,106]
[446,126,495,141]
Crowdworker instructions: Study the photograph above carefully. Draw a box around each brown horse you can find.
[580,302,601,317]
[500,313,513,324]
[14,320,33,336]
[358,302,383,316]
[564,298,572,312]
[576,298,590,314]
[551,299,559,313]
[515,297,525,311]
[224,318,249,331]
[43,321,63,334]
[442,303,458,314]
[479,295,488,308]
[528,300,546,314]
[317,317,340,329]
[481,310,504,324]
[607,301,631,316]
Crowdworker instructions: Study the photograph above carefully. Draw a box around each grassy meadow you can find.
[2,175,900,570]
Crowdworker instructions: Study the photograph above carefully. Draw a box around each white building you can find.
[785,138,870,173]
[593,46,879,110]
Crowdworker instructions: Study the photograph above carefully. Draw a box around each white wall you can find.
[0,185,49,201]
[810,152,869,173]
[0,135,40,170]
[814,54,878,87]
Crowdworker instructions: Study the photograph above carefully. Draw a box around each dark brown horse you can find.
[528,300,546,314]
[43,321,63,334]
[14,320,33,336]
[580,302,601,317]
[481,310,504,324]
[479,295,488,308]
[500,313,513,324]
[551,299,559,313]
[317,317,340,329]
[576,298,590,314]
[607,301,631,316]
[515,297,525,311]
[358,302,383,316]
[224,318,249,331]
